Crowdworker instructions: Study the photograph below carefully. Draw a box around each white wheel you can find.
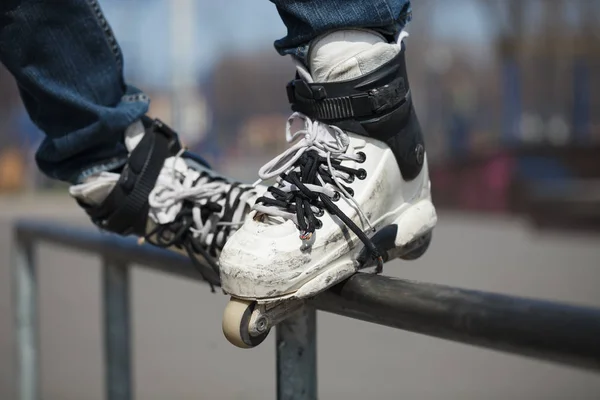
[222,297,269,349]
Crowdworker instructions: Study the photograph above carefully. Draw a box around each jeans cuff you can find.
[72,155,127,184]
[275,6,413,65]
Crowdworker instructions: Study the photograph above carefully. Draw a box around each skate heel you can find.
[392,199,437,247]
[387,198,436,261]
[357,199,436,268]
[387,229,433,261]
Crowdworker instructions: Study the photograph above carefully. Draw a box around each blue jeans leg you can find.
[269,0,412,61]
[0,0,149,184]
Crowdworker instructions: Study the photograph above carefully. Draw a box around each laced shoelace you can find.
[252,112,383,270]
[142,150,256,291]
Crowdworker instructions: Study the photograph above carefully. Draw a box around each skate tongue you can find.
[259,214,287,226]
[287,113,346,149]
[69,172,120,206]
[124,120,146,152]
[306,29,401,83]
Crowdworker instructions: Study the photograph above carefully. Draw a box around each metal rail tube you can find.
[14,220,600,372]
[14,220,218,285]
[11,239,39,400]
[276,308,318,400]
[102,259,133,400]
[312,274,600,372]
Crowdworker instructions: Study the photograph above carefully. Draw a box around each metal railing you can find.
[11,219,600,400]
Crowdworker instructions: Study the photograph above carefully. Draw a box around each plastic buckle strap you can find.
[288,79,407,121]
[102,130,171,235]
[368,77,407,113]
[152,118,182,154]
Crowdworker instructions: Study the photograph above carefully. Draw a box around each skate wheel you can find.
[222,297,270,349]
[401,231,432,261]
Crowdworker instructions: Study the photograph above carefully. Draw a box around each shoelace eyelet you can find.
[357,169,367,180]
[332,192,341,201]
[315,208,325,217]
[356,152,367,163]
[315,219,323,229]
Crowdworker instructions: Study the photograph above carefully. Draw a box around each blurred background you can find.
[1,0,599,399]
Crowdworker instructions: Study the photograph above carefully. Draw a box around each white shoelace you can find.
[252,112,374,232]
[147,149,255,251]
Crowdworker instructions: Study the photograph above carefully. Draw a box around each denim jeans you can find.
[0,0,411,184]
[270,0,412,61]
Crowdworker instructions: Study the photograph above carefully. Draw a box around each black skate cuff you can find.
[80,118,182,236]
[286,46,410,123]
[285,42,425,182]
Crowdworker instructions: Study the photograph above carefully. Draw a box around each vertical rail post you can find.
[12,239,39,400]
[276,307,317,400]
[102,259,132,400]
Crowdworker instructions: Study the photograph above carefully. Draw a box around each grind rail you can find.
[11,219,600,400]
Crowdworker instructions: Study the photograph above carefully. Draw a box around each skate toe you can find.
[218,217,328,298]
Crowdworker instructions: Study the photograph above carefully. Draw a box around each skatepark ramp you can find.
[11,220,600,400]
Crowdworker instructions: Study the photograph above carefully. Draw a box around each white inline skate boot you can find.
[219,29,437,347]
[70,117,264,290]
